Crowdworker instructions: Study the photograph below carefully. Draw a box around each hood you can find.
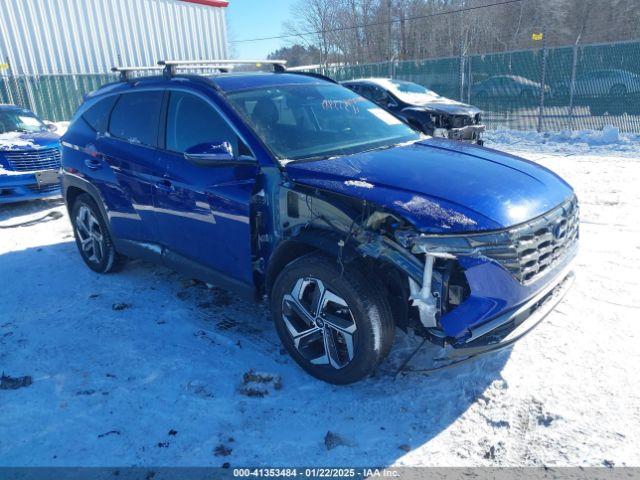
[284,138,574,233]
[0,131,60,152]
[411,100,481,117]
[393,91,481,116]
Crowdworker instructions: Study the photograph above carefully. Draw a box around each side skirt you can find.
[116,239,257,301]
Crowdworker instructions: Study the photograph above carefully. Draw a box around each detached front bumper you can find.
[448,260,575,357]
[0,171,61,204]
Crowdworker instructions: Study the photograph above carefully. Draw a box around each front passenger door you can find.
[153,90,259,288]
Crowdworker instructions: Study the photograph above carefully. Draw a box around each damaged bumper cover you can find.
[396,196,579,350]
[458,262,575,355]
[433,124,486,143]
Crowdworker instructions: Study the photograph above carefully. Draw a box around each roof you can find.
[87,72,332,99]
[342,78,391,84]
[210,72,330,92]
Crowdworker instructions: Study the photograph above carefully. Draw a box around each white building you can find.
[0,0,229,75]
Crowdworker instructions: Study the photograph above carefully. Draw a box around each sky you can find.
[226,0,297,60]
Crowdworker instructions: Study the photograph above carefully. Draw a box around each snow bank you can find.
[485,126,640,157]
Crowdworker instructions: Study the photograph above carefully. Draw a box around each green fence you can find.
[309,40,640,133]
[1,40,639,132]
[0,74,117,122]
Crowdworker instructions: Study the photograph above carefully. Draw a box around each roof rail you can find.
[287,71,337,84]
[111,66,164,82]
[158,59,287,76]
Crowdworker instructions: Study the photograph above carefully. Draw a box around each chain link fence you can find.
[1,39,639,132]
[307,39,640,133]
[0,73,117,122]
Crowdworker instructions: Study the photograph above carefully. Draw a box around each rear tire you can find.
[271,253,395,384]
[70,193,125,273]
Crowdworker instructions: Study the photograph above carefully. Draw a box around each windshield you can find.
[0,109,46,134]
[226,83,419,163]
[388,79,433,94]
[376,79,450,105]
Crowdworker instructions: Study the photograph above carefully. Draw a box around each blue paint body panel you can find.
[285,137,573,232]
[60,73,577,344]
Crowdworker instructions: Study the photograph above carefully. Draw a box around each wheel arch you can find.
[264,229,360,297]
[62,174,114,238]
[65,185,86,212]
[265,228,413,331]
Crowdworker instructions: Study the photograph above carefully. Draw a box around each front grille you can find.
[481,197,579,284]
[2,147,61,172]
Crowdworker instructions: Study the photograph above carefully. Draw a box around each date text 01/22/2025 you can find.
[232,468,400,478]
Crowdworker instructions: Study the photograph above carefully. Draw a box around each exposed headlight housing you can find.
[395,195,579,285]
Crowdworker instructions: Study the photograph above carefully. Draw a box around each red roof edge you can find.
[180,0,229,7]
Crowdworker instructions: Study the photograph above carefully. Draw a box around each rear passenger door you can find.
[153,90,259,288]
[99,90,165,242]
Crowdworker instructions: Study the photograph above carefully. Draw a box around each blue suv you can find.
[0,105,61,203]
[60,62,578,384]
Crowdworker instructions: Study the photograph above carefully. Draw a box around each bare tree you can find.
[274,0,638,66]
[286,0,337,65]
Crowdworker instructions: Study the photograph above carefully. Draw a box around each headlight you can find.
[395,228,511,255]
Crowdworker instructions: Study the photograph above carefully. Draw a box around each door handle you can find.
[155,179,174,192]
[84,158,102,170]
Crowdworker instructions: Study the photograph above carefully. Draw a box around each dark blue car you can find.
[0,105,61,203]
[60,63,578,384]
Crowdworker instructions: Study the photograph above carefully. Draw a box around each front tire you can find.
[70,193,124,273]
[271,253,395,384]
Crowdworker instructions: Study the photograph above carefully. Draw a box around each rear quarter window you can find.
[82,96,118,133]
[109,91,164,147]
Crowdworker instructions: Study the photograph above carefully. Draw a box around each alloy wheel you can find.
[75,205,105,264]
[281,277,357,369]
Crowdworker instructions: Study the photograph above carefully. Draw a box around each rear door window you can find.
[109,91,163,147]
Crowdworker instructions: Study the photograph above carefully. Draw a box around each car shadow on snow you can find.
[0,205,510,466]
[0,198,64,217]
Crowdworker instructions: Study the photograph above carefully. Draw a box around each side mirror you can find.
[45,122,58,133]
[184,141,236,166]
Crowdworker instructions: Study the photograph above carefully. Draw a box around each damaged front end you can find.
[430,112,486,145]
[393,195,579,354]
[264,179,578,360]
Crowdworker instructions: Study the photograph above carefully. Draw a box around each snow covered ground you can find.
[1,131,639,468]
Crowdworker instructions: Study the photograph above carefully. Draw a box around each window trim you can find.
[161,87,257,162]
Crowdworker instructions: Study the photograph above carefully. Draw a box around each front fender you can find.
[400,107,434,133]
